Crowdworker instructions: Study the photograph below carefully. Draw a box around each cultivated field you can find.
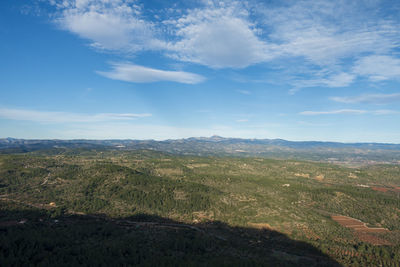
[332,215,390,245]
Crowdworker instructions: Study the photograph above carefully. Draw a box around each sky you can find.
[1,0,400,142]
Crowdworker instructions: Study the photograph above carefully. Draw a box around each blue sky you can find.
[1,0,400,142]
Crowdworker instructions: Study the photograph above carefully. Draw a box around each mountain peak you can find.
[209,135,225,141]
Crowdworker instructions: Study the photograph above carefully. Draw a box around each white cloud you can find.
[165,2,272,68]
[353,55,400,81]
[236,119,248,123]
[52,0,163,52]
[0,108,151,123]
[97,63,205,84]
[331,93,400,104]
[322,72,356,87]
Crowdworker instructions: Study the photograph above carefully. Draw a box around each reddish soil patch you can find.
[371,186,400,193]
[355,232,392,246]
[332,215,364,228]
[371,187,389,192]
[331,215,390,245]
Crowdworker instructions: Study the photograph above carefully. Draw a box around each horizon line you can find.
[1,136,399,145]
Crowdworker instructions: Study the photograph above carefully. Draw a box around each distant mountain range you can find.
[1,136,400,165]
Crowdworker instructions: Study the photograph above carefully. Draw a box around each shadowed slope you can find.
[0,207,340,266]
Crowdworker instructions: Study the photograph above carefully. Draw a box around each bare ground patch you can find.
[185,163,210,169]
[294,173,310,178]
[155,168,183,176]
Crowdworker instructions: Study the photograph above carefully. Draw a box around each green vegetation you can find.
[1,149,399,266]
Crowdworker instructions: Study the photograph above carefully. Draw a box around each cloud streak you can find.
[289,72,355,94]
[0,108,151,123]
[97,63,205,84]
[331,93,400,104]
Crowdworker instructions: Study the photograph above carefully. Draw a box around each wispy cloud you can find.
[236,119,249,123]
[0,108,151,123]
[289,72,355,94]
[258,1,399,65]
[258,0,400,92]
[353,55,400,82]
[52,0,164,52]
[331,93,400,104]
[300,109,399,115]
[97,63,205,84]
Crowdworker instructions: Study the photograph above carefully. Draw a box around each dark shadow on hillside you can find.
[0,209,341,266]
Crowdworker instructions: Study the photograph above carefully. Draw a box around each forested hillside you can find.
[1,149,399,266]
